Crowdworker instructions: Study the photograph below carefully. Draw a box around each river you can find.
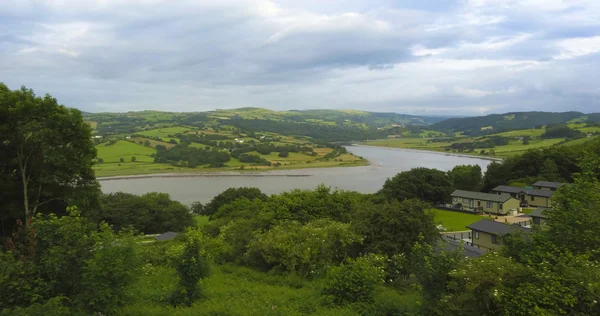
[100,145,495,205]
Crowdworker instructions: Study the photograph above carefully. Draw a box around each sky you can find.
[1,0,600,115]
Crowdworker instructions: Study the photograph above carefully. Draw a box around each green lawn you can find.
[429,208,482,232]
[194,215,210,228]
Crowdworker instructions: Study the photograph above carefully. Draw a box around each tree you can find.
[0,84,98,233]
[540,158,560,182]
[190,201,204,215]
[97,158,104,163]
[278,151,289,158]
[322,256,384,305]
[246,219,362,274]
[522,136,530,145]
[119,157,124,163]
[170,230,210,306]
[204,187,268,217]
[380,168,453,204]
[0,207,140,314]
[350,199,439,256]
[143,140,151,147]
[448,165,482,191]
[131,156,137,162]
[88,192,195,234]
[545,154,600,259]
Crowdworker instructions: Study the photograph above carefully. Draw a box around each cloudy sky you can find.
[1,0,599,115]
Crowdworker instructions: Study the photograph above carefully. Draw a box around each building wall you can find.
[494,191,552,207]
[471,230,502,250]
[523,195,551,207]
[503,198,521,212]
[452,197,507,214]
[532,217,548,227]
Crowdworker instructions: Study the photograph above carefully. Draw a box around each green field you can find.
[429,208,482,232]
[491,128,545,137]
[96,140,156,163]
[137,126,191,138]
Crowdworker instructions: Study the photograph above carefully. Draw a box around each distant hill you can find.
[83,107,451,141]
[431,111,600,135]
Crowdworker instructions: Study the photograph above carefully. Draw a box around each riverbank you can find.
[357,143,504,162]
[96,158,369,180]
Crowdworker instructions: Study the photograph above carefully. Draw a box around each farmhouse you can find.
[450,190,520,215]
[532,181,564,191]
[529,207,551,226]
[492,185,553,207]
[467,219,531,251]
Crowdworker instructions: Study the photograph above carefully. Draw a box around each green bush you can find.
[169,230,211,306]
[322,256,384,305]
[246,219,362,275]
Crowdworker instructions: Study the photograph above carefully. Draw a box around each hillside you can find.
[430,111,600,135]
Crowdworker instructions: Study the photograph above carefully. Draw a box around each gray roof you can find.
[441,236,486,258]
[492,185,554,198]
[533,181,564,188]
[467,219,531,235]
[451,189,513,203]
[155,232,180,241]
[529,207,551,219]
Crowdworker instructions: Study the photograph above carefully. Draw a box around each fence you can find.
[443,234,494,251]
[436,204,481,214]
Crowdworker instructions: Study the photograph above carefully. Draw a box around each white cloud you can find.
[554,36,600,60]
[0,0,599,115]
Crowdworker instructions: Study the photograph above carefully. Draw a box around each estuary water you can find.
[100,145,495,204]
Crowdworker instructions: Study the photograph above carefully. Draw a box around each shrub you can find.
[322,256,384,305]
[169,230,211,306]
[278,151,289,158]
[131,156,137,162]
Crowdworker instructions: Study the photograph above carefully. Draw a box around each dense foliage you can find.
[482,137,600,190]
[88,192,195,234]
[431,111,587,134]
[380,168,454,204]
[0,84,99,235]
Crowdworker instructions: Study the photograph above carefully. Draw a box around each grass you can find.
[521,208,536,215]
[138,126,191,138]
[96,140,156,163]
[121,262,419,316]
[491,128,545,137]
[85,120,98,129]
[429,208,482,232]
[194,216,210,228]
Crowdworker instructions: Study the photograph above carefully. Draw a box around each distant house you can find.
[467,219,531,251]
[155,232,179,241]
[125,136,132,139]
[234,138,244,143]
[492,185,553,207]
[450,190,520,215]
[92,135,103,139]
[532,181,564,191]
[529,207,551,226]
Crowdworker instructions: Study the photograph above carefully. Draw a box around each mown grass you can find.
[429,208,482,232]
